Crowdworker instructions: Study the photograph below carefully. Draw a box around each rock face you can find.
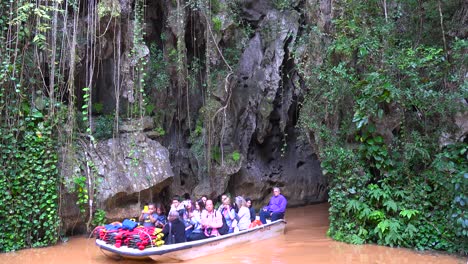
[219,7,329,206]
[94,132,174,211]
[228,133,327,208]
[61,131,174,232]
[62,1,337,232]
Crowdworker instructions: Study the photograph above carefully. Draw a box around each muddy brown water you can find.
[2,203,465,264]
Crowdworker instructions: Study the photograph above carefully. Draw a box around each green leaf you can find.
[31,111,44,118]
[376,219,390,234]
[346,199,361,212]
[399,209,419,220]
[383,200,398,213]
[374,136,383,143]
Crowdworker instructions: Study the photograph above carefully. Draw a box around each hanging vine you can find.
[0,0,67,252]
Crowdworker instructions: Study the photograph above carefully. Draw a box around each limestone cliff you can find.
[62,0,335,233]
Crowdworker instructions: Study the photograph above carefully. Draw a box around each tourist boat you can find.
[95,219,286,262]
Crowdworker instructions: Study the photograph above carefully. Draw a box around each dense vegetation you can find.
[297,0,467,254]
[0,0,465,255]
[0,0,62,251]
[0,0,119,251]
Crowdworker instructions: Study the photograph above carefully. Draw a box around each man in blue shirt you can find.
[259,187,287,224]
[139,203,158,227]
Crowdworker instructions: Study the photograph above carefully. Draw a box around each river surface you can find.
[1,203,465,264]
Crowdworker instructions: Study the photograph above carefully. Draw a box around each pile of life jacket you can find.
[248,219,263,228]
[94,219,165,250]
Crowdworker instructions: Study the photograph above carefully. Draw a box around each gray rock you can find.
[60,1,335,232]
[228,129,327,208]
[61,133,174,232]
[119,116,155,132]
[95,133,174,207]
[440,100,468,146]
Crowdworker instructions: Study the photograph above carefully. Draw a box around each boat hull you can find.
[95,219,286,262]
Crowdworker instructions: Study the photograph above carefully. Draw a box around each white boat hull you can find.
[95,219,286,262]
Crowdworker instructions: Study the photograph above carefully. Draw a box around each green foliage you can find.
[72,176,89,214]
[97,0,121,18]
[210,0,222,14]
[11,2,61,50]
[81,87,92,134]
[223,47,242,68]
[145,103,156,116]
[211,145,221,164]
[93,115,117,140]
[298,0,466,254]
[0,111,59,252]
[146,43,170,92]
[128,0,149,120]
[212,16,222,32]
[0,0,70,252]
[91,209,107,227]
[193,119,203,137]
[272,0,290,11]
[399,209,419,220]
[432,143,468,239]
[189,130,207,174]
[92,102,104,114]
[154,126,166,137]
[231,151,241,162]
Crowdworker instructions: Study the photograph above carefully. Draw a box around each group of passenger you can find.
[138,187,287,245]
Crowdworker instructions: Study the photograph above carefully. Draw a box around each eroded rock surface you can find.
[61,132,173,232]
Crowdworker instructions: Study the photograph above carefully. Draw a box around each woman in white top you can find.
[235,196,251,231]
[187,200,206,241]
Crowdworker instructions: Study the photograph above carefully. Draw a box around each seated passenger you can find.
[182,193,192,207]
[220,196,236,233]
[200,195,207,205]
[216,194,228,212]
[235,196,251,231]
[183,200,194,239]
[138,203,157,228]
[162,210,186,244]
[187,200,205,241]
[246,197,256,222]
[259,187,287,224]
[169,195,185,218]
[154,204,167,228]
[201,200,223,238]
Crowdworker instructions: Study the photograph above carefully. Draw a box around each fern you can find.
[393,189,407,199]
[368,184,386,202]
[358,226,369,238]
[376,219,390,235]
[368,210,385,222]
[350,234,365,244]
[383,200,398,213]
[385,219,402,245]
[346,199,361,213]
[399,209,419,220]
[358,204,372,220]
[404,223,418,238]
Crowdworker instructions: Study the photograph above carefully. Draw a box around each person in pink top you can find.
[201,200,223,238]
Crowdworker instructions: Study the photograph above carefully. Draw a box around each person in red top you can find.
[201,200,223,238]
